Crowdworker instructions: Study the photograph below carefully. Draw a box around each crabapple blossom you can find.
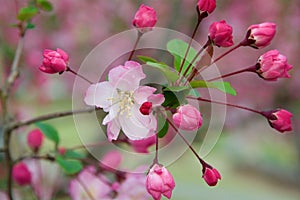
[198,0,216,14]
[69,167,111,200]
[129,134,156,153]
[39,48,69,74]
[25,159,63,200]
[133,4,157,33]
[209,20,234,47]
[246,22,276,48]
[115,172,151,200]
[203,167,221,186]
[264,109,293,133]
[100,150,122,170]
[84,61,164,141]
[12,162,31,186]
[256,50,293,81]
[173,104,203,131]
[146,164,175,200]
[27,129,44,151]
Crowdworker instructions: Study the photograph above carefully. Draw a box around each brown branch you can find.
[9,107,97,131]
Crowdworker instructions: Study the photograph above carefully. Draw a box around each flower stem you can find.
[178,40,210,84]
[128,31,143,61]
[178,8,207,74]
[207,65,257,82]
[66,67,94,84]
[197,42,243,74]
[187,96,264,115]
[159,110,207,167]
[153,132,159,164]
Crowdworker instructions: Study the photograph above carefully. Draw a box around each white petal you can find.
[107,120,121,141]
[119,105,157,140]
[84,82,114,110]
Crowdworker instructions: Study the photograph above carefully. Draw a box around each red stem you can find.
[66,67,93,84]
[159,110,208,168]
[187,96,264,115]
[197,42,242,74]
[128,31,143,61]
[207,65,257,82]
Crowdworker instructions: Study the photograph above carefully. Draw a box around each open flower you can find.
[115,172,151,200]
[84,61,164,141]
[69,167,111,200]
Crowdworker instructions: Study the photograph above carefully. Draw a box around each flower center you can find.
[117,89,134,116]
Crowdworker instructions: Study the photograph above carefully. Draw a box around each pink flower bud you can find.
[12,162,31,186]
[27,129,44,151]
[129,135,156,153]
[263,109,293,133]
[140,102,153,115]
[198,0,216,14]
[256,50,293,81]
[146,164,175,200]
[209,20,234,47]
[39,48,69,74]
[173,104,203,131]
[246,22,276,49]
[58,147,66,155]
[100,150,123,170]
[132,4,157,33]
[202,167,221,186]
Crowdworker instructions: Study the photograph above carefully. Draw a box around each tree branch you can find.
[9,107,98,131]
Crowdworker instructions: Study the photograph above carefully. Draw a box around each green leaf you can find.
[37,0,53,12]
[167,39,200,76]
[162,86,189,108]
[35,122,60,146]
[17,6,38,21]
[190,80,237,96]
[64,150,86,159]
[164,86,190,93]
[146,62,179,82]
[26,22,35,29]
[138,55,158,63]
[56,155,83,175]
[157,115,169,138]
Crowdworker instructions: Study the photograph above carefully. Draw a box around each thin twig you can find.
[9,107,98,131]
[66,67,94,84]
[128,31,143,61]
[187,96,263,115]
[158,110,207,167]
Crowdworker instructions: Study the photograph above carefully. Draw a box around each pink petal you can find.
[134,86,157,104]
